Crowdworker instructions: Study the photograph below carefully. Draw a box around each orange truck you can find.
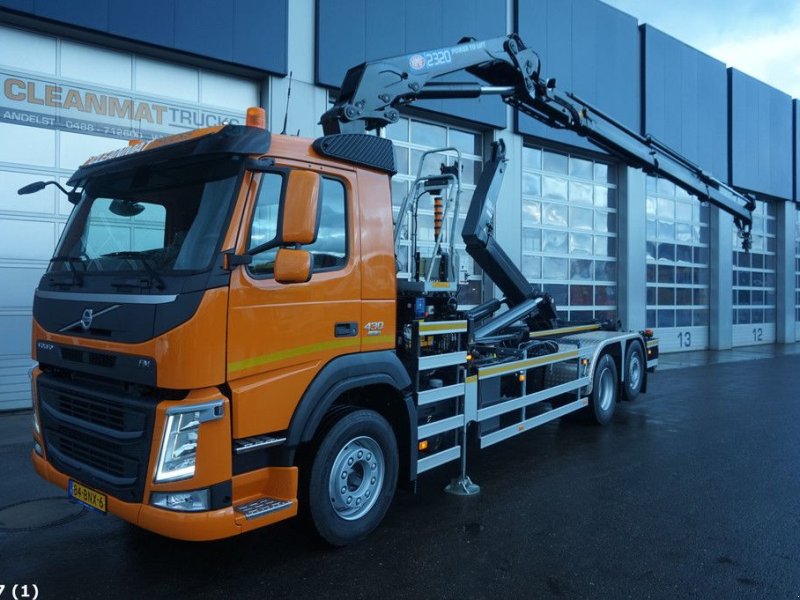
[24,35,754,545]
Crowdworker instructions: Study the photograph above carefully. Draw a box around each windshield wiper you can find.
[49,256,85,286]
[105,252,166,290]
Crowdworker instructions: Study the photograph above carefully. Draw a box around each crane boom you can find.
[320,34,754,249]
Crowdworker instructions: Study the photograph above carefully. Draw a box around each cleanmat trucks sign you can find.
[1,71,244,141]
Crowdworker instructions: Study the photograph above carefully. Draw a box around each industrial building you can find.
[0,0,797,411]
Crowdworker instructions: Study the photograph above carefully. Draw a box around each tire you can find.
[588,353,618,425]
[307,408,398,546]
[623,341,645,402]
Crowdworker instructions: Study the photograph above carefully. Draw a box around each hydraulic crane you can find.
[321,34,755,251]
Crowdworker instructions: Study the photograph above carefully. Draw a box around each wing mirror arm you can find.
[222,250,253,270]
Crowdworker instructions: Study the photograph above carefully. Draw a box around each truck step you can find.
[233,435,286,454]
[234,497,293,520]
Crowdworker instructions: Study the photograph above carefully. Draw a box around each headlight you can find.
[155,400,223,483]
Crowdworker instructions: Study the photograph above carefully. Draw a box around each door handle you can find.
[334,322,358,337]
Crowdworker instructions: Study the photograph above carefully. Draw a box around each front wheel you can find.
[588,353,618,425]
[307,409,398,546]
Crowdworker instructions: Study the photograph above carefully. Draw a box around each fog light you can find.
[151,489,210,512]
[34,441,43,456]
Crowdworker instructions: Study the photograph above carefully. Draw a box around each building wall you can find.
[316,0,507,128]
[515,0,640,153]
[642,25,728,183]
[729,68,794,200]
[0,0,288,74]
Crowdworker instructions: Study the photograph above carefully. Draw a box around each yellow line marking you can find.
[419,321,468,334]
[363,334,394,346]
[228,334,394,373]
[478,349,579,378]
[529,324,601,338]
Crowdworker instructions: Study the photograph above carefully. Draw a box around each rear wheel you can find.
[307,409,398,546]
[623,341,645,402]
[588,353,618,425]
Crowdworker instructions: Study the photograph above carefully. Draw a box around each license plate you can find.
[69,480,107,513]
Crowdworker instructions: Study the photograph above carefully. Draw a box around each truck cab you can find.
[30,112,409,542]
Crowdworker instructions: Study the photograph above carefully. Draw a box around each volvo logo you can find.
[80,308,94,331]
[59,304,121,334]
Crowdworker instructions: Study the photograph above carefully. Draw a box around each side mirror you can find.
[274,248,311,284]
[281,170,320,245]
[18,180,82,205]
[17,181,47,195]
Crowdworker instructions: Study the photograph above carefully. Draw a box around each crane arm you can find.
[320,34,754,249]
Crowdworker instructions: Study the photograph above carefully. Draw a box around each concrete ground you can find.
[1,346,799,599]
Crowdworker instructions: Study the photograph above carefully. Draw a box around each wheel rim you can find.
[628,352,642,390]
[328,435,384,521]
[598,366,615,411]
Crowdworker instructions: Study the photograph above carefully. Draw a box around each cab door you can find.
[226,163,361,437]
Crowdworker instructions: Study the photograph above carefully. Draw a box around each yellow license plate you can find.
[69,480,107,513]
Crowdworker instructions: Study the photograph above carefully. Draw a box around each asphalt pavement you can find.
[1,351,799,599]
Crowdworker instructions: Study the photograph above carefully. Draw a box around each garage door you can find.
[0,25,258,410]
[732,200,777,346]
[520,146,618,323]
[645,176,710,352]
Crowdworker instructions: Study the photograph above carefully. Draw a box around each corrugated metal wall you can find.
[0,0,288,74]
[315,0,507,128]
[642,24,728,183]
[514,0,640,153]
[729,68,793,200]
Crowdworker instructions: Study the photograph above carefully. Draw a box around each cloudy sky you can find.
[601,0,800,98]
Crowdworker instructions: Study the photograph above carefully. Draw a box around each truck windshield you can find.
[53,156,243,275]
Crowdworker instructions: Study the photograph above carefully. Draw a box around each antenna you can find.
[280,71,293,135]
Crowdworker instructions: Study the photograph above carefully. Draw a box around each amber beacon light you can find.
[246,107,267,129]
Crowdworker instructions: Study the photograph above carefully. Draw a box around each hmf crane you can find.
[23,34,754,545]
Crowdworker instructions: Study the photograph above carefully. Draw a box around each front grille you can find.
[57,427,129,478]
[61,348,117,369]
[54,388,132,432]
[38,373,157,502]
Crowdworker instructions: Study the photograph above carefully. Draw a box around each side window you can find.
[247,172,347,277]
[248,172,283,275]
[307,177,347,270]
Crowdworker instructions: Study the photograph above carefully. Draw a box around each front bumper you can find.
[32,451,298,541]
